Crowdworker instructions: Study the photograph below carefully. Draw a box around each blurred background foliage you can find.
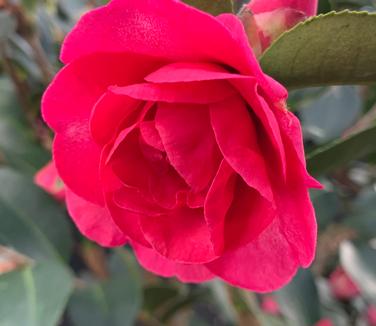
[0,0,376,325]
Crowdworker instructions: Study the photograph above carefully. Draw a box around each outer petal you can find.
[248,0,318,17]
[133,243,215,282]
[43,53,158,203]
[61,0,257,75]
[65,188,127,247]
[156,103,221,192]
[140,208,217,264]
[206,218,298,292]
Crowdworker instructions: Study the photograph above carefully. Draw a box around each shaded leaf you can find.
[307,125,376,176]
[0,77,49,174]
[275,269,321,326]
[260,11,376,88]
[68,249,142,326]
[0,260,73,326]
[0,168,72,261]
[182,0,234,15]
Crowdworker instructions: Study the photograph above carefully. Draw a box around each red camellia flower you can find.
[329,267,360,300]
[42,0,320,291]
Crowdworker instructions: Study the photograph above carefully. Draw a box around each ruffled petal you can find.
[206,218,298,292]
[140,208,217,264]
[156,103,221,191]
[145,62,249,83]
[210,96,274,203]
[133,242,215,282]
[65,188,127,247]
[110,80,235,104]
[34,161,65,201]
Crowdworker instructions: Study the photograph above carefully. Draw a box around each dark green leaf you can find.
[68,250,142,326]
[0,77,49,174]
[275,269,321,326]
[0,168,72,261]
[182,0,234,15]
[306,125,376,176]
[260,11,376,88]
[0,261,73,326]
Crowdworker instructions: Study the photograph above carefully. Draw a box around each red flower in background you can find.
[329,267,360,300]
[41,0,320,291]
[242,0,318,56]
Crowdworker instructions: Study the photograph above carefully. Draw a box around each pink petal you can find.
[156,103,221,192]
[248,0,318,17]
[224,178,276,252]
[206,218,298,292]
[132,242,215,283]
[34,161,65,201]
[110,81,235,104]
[90,92,141,146]
[109,130,186,210]
[210,96,274,203]
[65,188,127,247]
[204,160,236,254]
[61,0,254,74]
[140,208,217,264]
[42,52,157,133]
[145,62,250,83]
[53,125,103,204]
[139,121,164,151]
[232,79,286,177]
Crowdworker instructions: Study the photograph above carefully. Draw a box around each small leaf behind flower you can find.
[307,125,376,176]
[260,11,376,88]
[182,0,234,15]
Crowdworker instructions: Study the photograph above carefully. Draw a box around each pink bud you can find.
[329,267,360,300]
[240,0,318,56]
[34,161,65,201]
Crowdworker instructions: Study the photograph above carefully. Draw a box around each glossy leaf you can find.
[0,261,73,326]
[0,168,72,261]
[182,0,234,15]
[68,249,142,326]
[260,11,376,88]
[275,269,321,326]
[307,125,376,176]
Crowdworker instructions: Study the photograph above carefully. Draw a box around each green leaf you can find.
[306,125,376,176]
[0,12,16,43]
[260,11,376,88]
[0,77,50,174]
[275,269,321,326]
[0,168,72,261]
[0,261,73,326]
[340,241,376,303]
[182,0,234,15]
[68,250,142,326]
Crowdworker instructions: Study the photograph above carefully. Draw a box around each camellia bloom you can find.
[241,0,318,56]
[42,0,320,292]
